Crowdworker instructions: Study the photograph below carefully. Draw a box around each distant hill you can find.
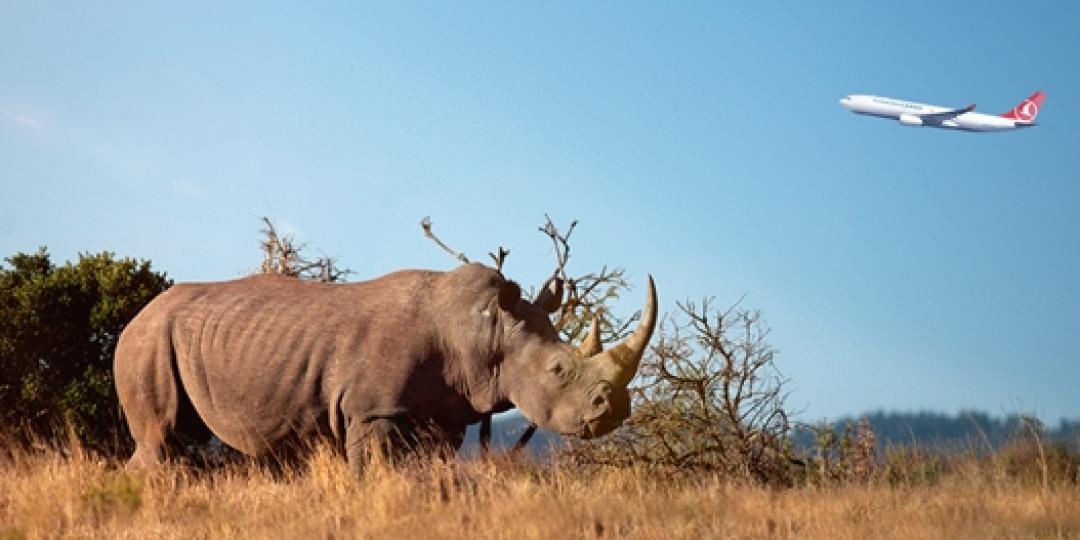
[458,413,564,458]
[793,411,1080,454]
[458,410,1080,458]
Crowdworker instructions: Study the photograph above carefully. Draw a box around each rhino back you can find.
[147,272,439,454]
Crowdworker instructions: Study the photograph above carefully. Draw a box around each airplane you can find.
[839,91,1045,132]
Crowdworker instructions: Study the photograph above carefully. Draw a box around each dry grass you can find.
[2,444,1079,540]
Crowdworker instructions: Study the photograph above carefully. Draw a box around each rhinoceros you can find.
[114,262,656,468]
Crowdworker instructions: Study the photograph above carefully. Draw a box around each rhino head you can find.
[435,263,657,439]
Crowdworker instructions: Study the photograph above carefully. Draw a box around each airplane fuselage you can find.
[840,95,1031,132]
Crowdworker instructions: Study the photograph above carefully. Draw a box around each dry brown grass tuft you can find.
[2,443,1079,539]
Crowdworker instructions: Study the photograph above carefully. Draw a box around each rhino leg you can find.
[123,381,213,468]
[345,417,410,472]
[344,415,466,473]
[116,329,212,468]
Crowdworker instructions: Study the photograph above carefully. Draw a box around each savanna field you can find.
[3,243,1080,538]
[3,441,1080,539]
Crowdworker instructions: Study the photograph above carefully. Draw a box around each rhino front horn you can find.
[590,275,657,388]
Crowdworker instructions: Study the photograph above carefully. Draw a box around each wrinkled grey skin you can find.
[114,263,654,468]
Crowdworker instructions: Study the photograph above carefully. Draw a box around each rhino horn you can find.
[576,314,603,357]
[590,275,657,388]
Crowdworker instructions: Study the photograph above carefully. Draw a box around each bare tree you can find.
[565,298,799,485]
[536,215,637,345]
[258,217,351,282]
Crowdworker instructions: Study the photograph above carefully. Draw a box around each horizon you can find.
[2,3,1078,423]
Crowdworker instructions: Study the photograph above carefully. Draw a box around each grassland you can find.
[2,442,1079,540]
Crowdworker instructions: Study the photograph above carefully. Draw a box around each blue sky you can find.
[2,2,1078,423]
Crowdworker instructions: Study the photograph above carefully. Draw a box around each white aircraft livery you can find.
[840,91,1045,132]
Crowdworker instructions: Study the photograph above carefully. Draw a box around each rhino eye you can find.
[546,357,569,378]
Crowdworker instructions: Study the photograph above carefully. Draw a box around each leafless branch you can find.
[258,217,351,282]
[488,246,510,272]
[538,214,577,281]
[564,295,799,485]
[420,216,470,264]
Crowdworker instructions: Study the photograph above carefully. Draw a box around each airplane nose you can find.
[839,96,853,110]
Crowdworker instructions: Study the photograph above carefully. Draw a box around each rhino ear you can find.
[498,280,522,312]
[534,276,564,314]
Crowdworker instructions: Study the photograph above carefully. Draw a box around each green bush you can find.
[0,248,170,451]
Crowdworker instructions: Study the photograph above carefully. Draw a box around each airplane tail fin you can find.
[1000,90,1045,122]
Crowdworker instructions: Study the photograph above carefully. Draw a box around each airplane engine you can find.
[898,113,923,126]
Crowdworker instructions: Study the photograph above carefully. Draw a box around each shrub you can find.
[0,248,170,451]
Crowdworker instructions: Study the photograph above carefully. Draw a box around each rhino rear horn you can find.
[576,314,603,357]
[590,276,657,388]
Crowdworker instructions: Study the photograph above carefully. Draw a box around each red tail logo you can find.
[1001,91,1045,122]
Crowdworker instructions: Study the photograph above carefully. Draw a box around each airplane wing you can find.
[918,103,975,125]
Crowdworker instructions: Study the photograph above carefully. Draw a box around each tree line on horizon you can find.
[792,410,1080,454]
[466,409,1080,457]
